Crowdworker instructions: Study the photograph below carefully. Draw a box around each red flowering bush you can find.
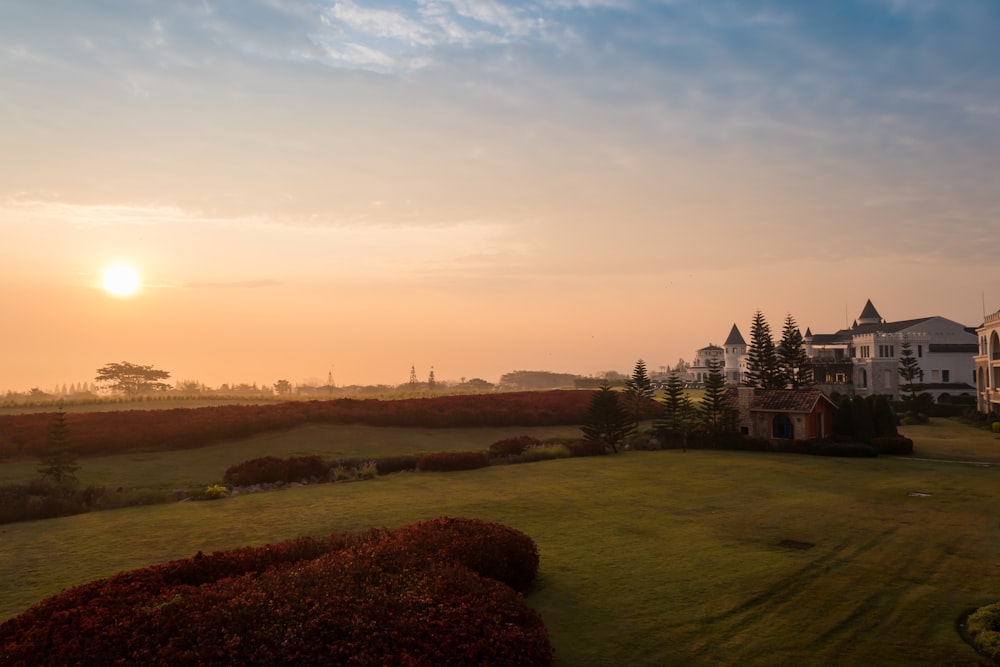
[416,450,490,472]
[285,455,328,481]
[0,519,551,666]
[489,435,541,458]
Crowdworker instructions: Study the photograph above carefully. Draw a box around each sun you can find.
[101,264,141,297]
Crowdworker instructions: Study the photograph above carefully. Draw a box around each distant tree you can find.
[95,362,171,395]
[499,370,582,390]
[581,383,636,453]
[701,360,735,433]
[674,358,689,373]
[655,371,696,451]
[623,358,655,422]
[832,394,854,440]
[428,367,436,390]
[897,339,922,413]
[273,379,293,396]
[777,314,813,389]
[37,407,79,486]
[409,364,419,387]
[746,311,781,389]
[872,395,899,437]
[851,395,875,443]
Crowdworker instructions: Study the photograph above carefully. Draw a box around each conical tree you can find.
[623,358,654,422]
[778,313,813,389]
[746,310,782,389]
[655,371,695,450]
[897,339,922,413]
[37,407,79,486]
[701,360,735,434]
[581,383,636,453]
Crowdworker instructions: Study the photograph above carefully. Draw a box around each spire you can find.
[724,323,746,346]
[857,299,883,325]
[804,327,813,338]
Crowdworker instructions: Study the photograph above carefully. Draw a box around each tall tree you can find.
[581,383,636,453]
[778,314,813,389]
[95,362,171,395]
[746,311,781,389]
[655,371,695,451]
[37,407,79,486]
[427,367,436,390]
[701,360,734,433]
[897,338,922,413]
[409,364,419,387]
[623,358,654,422]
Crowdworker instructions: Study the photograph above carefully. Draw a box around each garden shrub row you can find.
[0,518,550,666]
[489,436,542,458]
[0,391,593,461]
[416,450,491,472]
[223,454,327,486]
[0,481,165,526]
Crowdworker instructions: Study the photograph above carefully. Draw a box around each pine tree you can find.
[655,371,695,450]
[778,313,813,389]
[37,407,79,486]
[746,310,781,389]
[409,364,419,387]
[581,383,637,453]
[427,367,436,390]
[897,339,922,413]
[623,358,654,422]
[701,360,734,433]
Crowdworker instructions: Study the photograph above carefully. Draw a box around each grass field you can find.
[2,418,999,665]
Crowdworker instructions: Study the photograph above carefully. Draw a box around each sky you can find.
[1,0,998,392]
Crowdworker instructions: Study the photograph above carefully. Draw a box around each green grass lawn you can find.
[2,419,999,665]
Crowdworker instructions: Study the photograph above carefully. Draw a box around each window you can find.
[942,370,950,383]
[858,345,870,358]
[918,345,923,358]
[878,344,895,358]
[931,370,940,382]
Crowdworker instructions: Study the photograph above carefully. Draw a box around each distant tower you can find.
[857,299,884,326]
[724,323,748,385]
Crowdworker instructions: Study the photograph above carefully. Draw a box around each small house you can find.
[727,387,837,442]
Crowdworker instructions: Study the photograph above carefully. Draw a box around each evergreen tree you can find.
[850,394,875,444]
[623,358,654,422]
[581,383,636,453]
[701,360,734,433]
[832,394,853,440]
[37,407,79,486]
[655,371,695,451]
[871,395,899,437]
[778,313,813,389]
[746,311,782,389]
[409,364,419,387]
[428,367,436,390]
[897,339,922,413]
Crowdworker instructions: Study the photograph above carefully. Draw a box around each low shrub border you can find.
[0,518,551,666]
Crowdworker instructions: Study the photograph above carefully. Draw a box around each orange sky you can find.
[2,2,998,392]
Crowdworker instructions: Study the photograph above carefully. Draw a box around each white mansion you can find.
[694,300,978,401]
[975,307,1000,415]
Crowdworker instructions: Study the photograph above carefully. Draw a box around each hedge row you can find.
[223,455,327,486]
[0,391,593,461]
[489,436,542,458]
[0,518,550,666]
[417,450,491,472]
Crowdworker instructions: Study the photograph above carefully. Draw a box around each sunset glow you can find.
[101,265,140,298]
[1,2,998,393]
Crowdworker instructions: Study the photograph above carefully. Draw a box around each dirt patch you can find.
[777,539,814,551]
[907,492,933,497]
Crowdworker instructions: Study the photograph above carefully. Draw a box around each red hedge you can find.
[489,436,542,458]
[0,519,551,666]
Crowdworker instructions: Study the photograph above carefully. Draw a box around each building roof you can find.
[699,344,723,351]
[752,389,834,413]
[857,299,883,325]
[724,324,746,346]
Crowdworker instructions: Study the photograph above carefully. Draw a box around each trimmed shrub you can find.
[489,436,541,458]
[519,444,571,463]
[374,455,418,475]
[564,439,608,457]
[286,455,327,481]
[966,602,1000,661]
[223,456,288,486]
[871,435,914,455]
[0,520,551,666]
[416,450,490,472]
[993,422,1000,434]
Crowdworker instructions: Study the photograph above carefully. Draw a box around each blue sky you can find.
[1,1,998,389]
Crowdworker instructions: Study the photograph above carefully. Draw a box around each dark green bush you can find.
[489,436,541,458]
[416,450,491,472]
[374,455,418,475]
[286,455,328,481]
[871,435,914,455]
[564,439,608,457]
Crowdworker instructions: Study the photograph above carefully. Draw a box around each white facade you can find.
[723,324,748,385]
[975,308,1000,415]
[688,344,724,384]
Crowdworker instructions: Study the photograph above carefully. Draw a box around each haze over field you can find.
[2,1,998,392]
